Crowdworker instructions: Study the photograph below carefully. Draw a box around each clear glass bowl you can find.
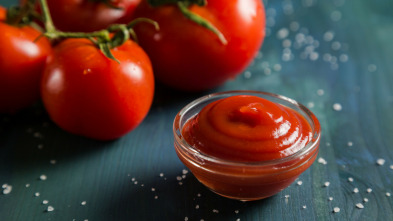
[173,91,321,201]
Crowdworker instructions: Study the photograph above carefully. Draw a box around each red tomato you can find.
[36,0,141,32]
[0,7,52,113]
[133,0,266,91]
[41,38,154,140]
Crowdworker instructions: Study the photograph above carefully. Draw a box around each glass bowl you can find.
[173,91,321,201]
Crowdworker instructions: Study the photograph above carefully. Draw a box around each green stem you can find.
[177,2,227,45]
[38,0,56,33]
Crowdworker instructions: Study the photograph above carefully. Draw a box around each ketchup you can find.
[182,95,313,162]
[174,92,320,200]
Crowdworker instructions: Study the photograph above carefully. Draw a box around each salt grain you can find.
[81,201,87,206]
[390,165,393,170]
[376,158,385,166]
[154,195,158,199]
[307,102,315,108]
[42,200,49,205]
[40,175,47,181]
[348,177,354,182]
[386,192,391,197]
[324,182,330,187]
[151,188,156,192]
[302,205,307,209]
[317,89,325,96]
[333,103,342,111]
[297,181,303,186]
[195,205,199,209]
[353,188,359,193]
[182,169,188,175]
[35,192,40,197]
[277,28,290,39]
[330,11,342,22]
[333,207,340,213]
[50,160,57,165]
[25,184,30,188]
[363,198,369,203]
[323,31,335,42]
[47,206,54,212]
[347,142,353,147]
[318,157,327,165]
[159,173,164,177]
[2,185,12,195]
[212,209,219,213]
[356,203,364,209]
[328,197,333,201]
[366,188,372,193]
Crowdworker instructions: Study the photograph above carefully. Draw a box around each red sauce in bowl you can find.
[174,91,320,200]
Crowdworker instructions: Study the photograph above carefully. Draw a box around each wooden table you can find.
[1,0,393,220]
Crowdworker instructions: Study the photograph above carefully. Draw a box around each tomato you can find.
[41,38,154,140]
[33,0,141,32]
[133,0,265,91]
[0,6,52,113]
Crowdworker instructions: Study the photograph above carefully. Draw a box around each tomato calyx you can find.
[147,0,227,45]
[38,0,158,62]
[5,0,40,26]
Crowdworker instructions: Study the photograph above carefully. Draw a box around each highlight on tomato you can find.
[133,0,266,91]
[0,5,52,113]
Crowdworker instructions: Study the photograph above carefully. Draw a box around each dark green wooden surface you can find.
[1,0,393,220]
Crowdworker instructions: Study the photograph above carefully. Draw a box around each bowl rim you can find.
[173,90,321,167]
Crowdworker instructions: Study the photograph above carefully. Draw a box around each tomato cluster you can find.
[0,0,265,140]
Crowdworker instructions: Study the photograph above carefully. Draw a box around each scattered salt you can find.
[324,182,330,187]
[35,192,40,197]
[42,200,49,205]
[386,192,391,197]
[302,205,307,209]
[356,203,364,209]
[297,181,303,186]
[81,201,87,206]
[366,188,372,193]
[363,198,369,203]
[40,175,47,181]
[333,207,340,213]
[328,197,333,201]
[212,209,219,213]
[353,188,359,193]
[347,142,353,147]
[348,177,354,182]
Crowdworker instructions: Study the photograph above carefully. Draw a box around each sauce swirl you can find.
[182,95,312,162]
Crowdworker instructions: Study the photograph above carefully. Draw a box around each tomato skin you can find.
[41,38,154,140]
[0,7,52,113]
[40,0,141,32]
[133,0,265,91]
